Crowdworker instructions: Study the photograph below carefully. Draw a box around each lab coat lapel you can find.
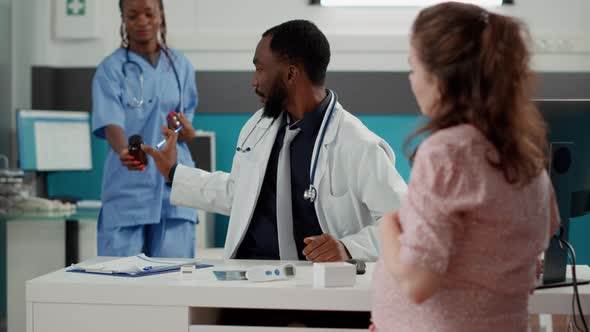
[311,100,343,200]
[250,112,283,187]
[233,111,282,248]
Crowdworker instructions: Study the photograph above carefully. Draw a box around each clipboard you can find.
[67,254,213,277]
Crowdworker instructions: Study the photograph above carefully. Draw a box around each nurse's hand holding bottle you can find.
[105,125,145,171]
[120,148,146,171]
[142,125,178,182]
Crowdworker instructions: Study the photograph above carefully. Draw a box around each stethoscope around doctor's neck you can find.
[122,47,184,112]
[236,90,338,203]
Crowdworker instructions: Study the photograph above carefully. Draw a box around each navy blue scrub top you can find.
[236,92,331,260]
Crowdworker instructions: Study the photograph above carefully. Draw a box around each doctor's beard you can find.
[260,78,287,119]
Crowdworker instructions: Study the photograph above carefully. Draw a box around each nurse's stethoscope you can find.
[122,47,184,112]
[236,90,337,203]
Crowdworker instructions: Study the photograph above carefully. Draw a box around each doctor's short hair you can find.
[407,2,547,186]
[263,20,331,86]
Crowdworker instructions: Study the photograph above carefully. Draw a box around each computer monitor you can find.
[186,130,216,173]
[16,110,92,171]
[536,99,590,286]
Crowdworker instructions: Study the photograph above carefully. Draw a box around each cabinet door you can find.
[31,303,188,332]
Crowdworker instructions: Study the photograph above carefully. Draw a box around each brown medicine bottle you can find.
[128,135,148,166]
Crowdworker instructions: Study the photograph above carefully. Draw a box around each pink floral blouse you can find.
[371,124,560,332]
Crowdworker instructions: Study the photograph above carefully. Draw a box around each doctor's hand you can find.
[176,112,196,142]
[142,125,178,181]
[303,234,351,262]
[119,148,145,171]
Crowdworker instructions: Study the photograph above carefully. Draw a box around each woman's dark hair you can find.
[262,20,331,85]
[407,2,547,185]
[119,0,172,60]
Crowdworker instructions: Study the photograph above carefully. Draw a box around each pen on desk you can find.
[156,125,184,149]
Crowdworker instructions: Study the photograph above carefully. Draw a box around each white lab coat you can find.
[171,101,407,261]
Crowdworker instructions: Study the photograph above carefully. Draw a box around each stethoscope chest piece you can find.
[303,185,317,203]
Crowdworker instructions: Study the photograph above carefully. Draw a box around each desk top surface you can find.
[26,257,590,314]
[27,257,374,311]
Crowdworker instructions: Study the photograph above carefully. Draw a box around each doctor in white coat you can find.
[144,20,407,262]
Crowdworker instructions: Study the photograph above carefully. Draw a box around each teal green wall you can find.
[46,113,590,263]
[47,136,108,200]
[196,113,421,186]
[569,215,590,263]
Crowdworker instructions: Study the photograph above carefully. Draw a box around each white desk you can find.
[27,257,371,332]
[26,258,590,332]
[4,209,216,332]
[529,266,590,315]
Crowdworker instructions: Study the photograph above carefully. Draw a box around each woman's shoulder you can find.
[167,47,194,67]
[429,123,483,143]
[95,48,126,76]
[166,47,183,57]
[418,124,488,163]
[98,48,126,67]
[425,124,485,149]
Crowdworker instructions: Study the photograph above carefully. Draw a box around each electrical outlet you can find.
[534,38,573,53]
[534,36,590,54]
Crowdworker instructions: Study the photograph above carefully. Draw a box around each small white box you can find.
[313,262,356,288]
[179,265,196,280]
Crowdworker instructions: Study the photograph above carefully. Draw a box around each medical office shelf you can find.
[0,208,99,332]
[1,208,99,266]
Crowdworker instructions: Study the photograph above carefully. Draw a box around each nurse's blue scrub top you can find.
[92,47,198,228]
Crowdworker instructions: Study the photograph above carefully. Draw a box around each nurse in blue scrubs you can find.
[91,0,198,258]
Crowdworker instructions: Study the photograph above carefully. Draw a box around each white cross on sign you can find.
[67,0,86,16]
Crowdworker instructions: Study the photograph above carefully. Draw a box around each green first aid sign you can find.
[67,0,86,16]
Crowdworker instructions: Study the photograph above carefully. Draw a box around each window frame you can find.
[310,0,514,6]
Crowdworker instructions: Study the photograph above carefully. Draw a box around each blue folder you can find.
[67,254,213,277]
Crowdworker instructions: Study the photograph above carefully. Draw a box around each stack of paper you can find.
[68,254,204,276]
[76,200,102,209]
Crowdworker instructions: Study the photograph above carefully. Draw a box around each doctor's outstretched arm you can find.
[143,125,239,216]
